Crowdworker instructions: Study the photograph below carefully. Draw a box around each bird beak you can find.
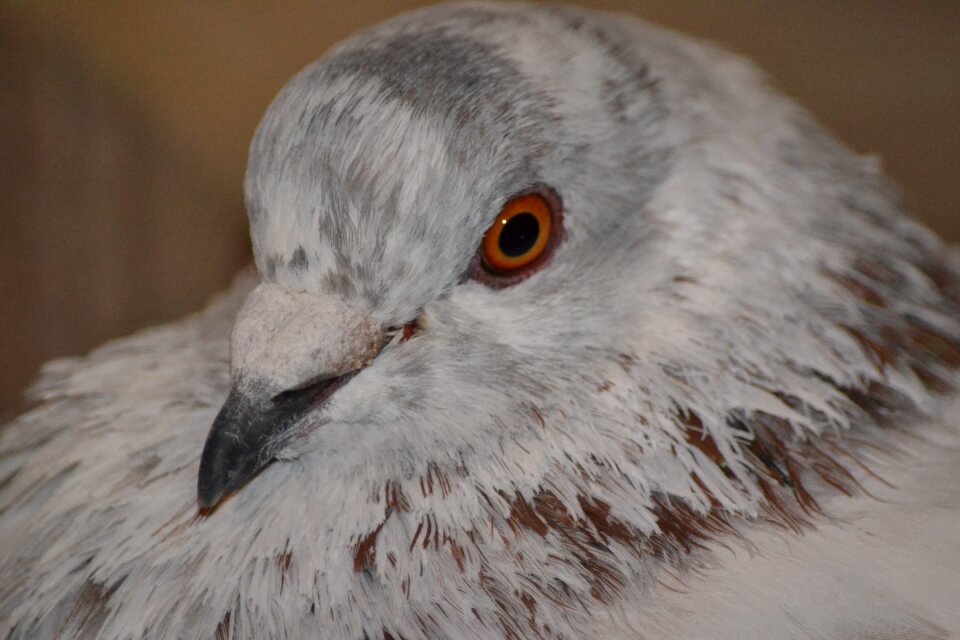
[198,384,293,510]
[197,374,351,509]
[197,283,385,510]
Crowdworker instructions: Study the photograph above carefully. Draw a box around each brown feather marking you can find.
[733,310,958,527]
[682,410,735,476]
[825,269,888,308]
[506,491,548,538]
[384,480,410,513]
[533,490,628,603]
[446,534,467,573]
[703,246,960,537]
[214,610,232,640]
[59,578,114,639]
[377,251,960,635]
[275,539,293,593]
[408,519,424,553]
[578,495,633,544]
[354,523,383,574]
[648,494,739,558]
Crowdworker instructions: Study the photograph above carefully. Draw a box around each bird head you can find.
[198,5,677,509]
[196,6,954,534]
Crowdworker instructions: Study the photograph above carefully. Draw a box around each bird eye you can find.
[471,185,563,287]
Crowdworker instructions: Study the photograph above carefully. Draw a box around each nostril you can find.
[267,320,403,410]
[273,374,333,400]
[271,373,350,407]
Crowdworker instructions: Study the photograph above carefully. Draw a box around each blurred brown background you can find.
[1,1,958,415]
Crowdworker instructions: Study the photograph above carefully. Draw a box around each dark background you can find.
[2,1,959,415]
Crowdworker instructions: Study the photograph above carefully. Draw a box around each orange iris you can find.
[481,193,553,274]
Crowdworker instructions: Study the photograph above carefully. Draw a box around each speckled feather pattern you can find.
[1,4,959,639]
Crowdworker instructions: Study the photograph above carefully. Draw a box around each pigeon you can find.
[1,3,958,639]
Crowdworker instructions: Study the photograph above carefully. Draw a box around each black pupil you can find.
[498,212,540,257]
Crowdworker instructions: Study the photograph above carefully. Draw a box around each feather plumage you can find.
[1,4,958,638]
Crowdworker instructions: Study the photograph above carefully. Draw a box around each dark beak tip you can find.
[196,411,244,510]
[196,474,225,510]
[198,376,332,511]
[196,400,275,511]
[196,452,226,509]
[196,453,268,510]
[196,428,250,510]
